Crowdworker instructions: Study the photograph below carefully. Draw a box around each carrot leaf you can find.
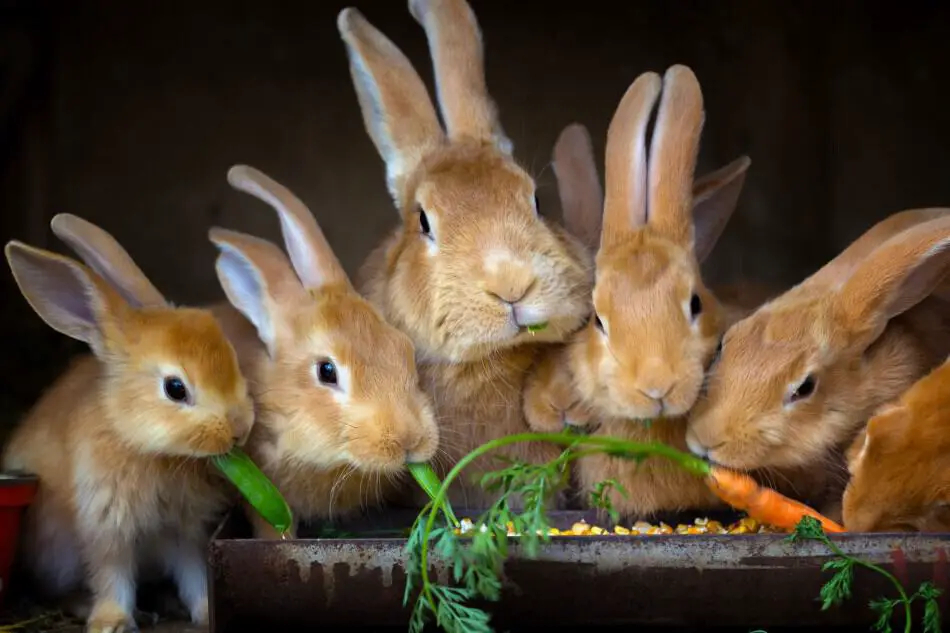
[589,478,628,524]
[789,516,942,633]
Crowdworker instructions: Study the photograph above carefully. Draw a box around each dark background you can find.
[2,0,950,432]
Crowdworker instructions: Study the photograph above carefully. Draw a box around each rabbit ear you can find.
[690,156,751,263]
[601,72,662,251]
[209,227,306,357]
[227,165,351,291]
[409,0,511,153]
[49,213,167,308]
[5,241,125,356]
[338,8,445,203]
[836,215,950,345]
[553,123,604,251]
[646,65,704,248]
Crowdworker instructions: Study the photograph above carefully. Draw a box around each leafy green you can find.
[788,516,943,633]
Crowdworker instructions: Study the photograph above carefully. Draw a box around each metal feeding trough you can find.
[208,508,950,632]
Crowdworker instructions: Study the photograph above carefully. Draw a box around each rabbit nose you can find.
[483,253,536,305]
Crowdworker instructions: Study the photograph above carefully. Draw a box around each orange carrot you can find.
[706,466,846,533]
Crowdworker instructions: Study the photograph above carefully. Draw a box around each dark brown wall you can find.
[2,0,950,424]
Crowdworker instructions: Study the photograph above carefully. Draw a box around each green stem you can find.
[417,432,712,613]
[820,537,912,633]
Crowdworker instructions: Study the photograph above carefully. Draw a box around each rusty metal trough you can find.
[208,508,950,631]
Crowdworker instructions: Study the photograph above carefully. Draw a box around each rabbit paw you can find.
[524,356,596,433]
[87,601,138,633]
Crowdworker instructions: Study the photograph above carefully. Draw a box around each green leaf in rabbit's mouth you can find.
[525,322,548,334]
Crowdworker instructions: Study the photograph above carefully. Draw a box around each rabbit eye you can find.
[317,360,338,386]
[594,313,605,334]
[789,374,817,403]
[689,293,703,319]
[533,194,540,216]
[163,376,190,404]
[419,210,432,237]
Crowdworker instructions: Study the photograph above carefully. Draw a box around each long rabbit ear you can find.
[690,156,751,263]
[209,228,306,357]
[647,65,704,248]
[49,213,167,308]
[5,241,126,357]
[227,165,351,291]
[409,0,512,154]
[601,71,661,251]
[553,123,604,251]
[836,215,950,345]
[338,8,445,204]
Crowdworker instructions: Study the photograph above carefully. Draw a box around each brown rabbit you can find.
[50,169,443,539]
[686,211,950,512]
[842,356,950,532]
[3,231,253,633]
[522,67,765,518]
[337,0,594,506]
[209,166,441,537]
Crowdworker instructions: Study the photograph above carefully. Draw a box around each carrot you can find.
[706,466,845,533]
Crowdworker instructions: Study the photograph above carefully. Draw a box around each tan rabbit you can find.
[337,0,594,506]
[210,166,441,537]
[842,356,950,532]
[522,67,765,518]
[686,211,950,512]
[3,229,253,633]
[50,168,443,539]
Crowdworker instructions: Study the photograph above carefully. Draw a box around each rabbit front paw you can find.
[87,600,138,633]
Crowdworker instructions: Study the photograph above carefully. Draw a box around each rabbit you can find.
[522,66,772,519]
[209,166,442,537]
[685,209,950,514]
[50,167,442,539]
[2,228,254,633]
[337,0,595,507]
[841,356,950,532]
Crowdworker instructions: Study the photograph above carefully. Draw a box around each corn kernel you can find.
[686,526,705,535]
[646,527,661,535]
[590,526,606,535]
[739,517,759,531]
[694,517,708,526]
[613,526,630,535]
[548,527,560,536]
[570,521,591,535]
[706,520,724,533]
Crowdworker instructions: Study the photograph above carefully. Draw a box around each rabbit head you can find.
[552,67,750,420]
[686,212,950,472]
[5,230,253,457]
[842,359,950,532]
[211,166,440,475]
[337,0,592,363]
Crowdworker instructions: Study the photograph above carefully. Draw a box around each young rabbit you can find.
[842,357,950,532]
[522,67,762,518]
[685,210,950,511]
[337,0,594,506]
[3,228,253,632]
[209,165,441,537]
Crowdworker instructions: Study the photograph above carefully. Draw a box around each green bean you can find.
[212,447,294,535]
[408,462,459,527]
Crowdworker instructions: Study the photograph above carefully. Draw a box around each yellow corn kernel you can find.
[658,524,674,534]
[548,527,561,536]
[694,517,709,526]
[590,526,606,535]
[675,524,690,534]
[570,521,591,535]
[613,525,630,535]
[739,517,759,531]
[646,527,662,535]
[686,526,706,535]
[706,520,725,533]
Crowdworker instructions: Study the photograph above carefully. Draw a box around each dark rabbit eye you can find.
[533,194,540,215]
[163,376,189,403]
[419,210,431,236]
[594,314,605,333]
[790,374,817,402]
[317,360,338,385]
[690,293,703,319]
